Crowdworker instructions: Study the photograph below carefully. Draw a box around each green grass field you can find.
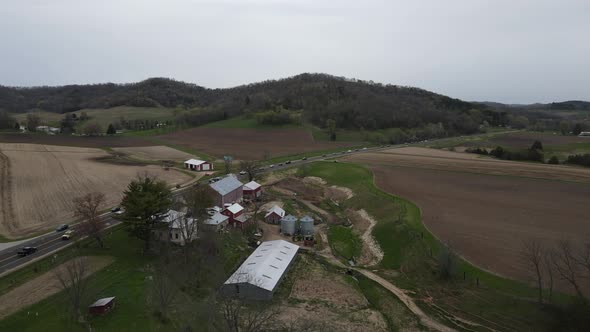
[328,225,362,260]
[11,111,64,127]
[305,161,575,331]
[0,227,249,332]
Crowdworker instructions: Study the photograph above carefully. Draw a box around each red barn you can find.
[264,205,285,224]
[243,181,262,200]
[88,297,115,315]
[184,159,213,171]
[222,203,251,229]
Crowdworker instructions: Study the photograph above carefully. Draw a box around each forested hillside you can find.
[1,73,495,134]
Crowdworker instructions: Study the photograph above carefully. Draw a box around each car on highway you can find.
[302,157,308,160]
[55,224,69,232]
[239,170,247,175]
[278,163,283,166]
[321,155,326,157]
[285,161,291,164]
[17,246,37,257]
[61,230,74,240]
[111,206,121,213]
[269,164,275,168]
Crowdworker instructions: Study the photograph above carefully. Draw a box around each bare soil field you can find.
[112,145,194,162]
[0,143,191,238]
[157,127,355,159]
[360,147,590,184]
[279,255,389,332]
[0,256,114,319]
[0,133,151,148]
[345,148,590,281]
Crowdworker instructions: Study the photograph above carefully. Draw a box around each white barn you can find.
[184,159,213,171]
[221,240,299,300]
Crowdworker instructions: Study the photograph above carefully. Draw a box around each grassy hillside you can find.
[305,161,579,331]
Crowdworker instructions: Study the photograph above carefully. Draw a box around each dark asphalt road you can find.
[0,144,392,275]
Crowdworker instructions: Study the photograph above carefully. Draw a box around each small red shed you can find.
[88,296,116,315]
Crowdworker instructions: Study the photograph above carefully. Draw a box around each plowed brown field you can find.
[158,127,355,159]
[345,147,590,281]
[0,143,191,239]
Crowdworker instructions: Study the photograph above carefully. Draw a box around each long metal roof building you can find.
[222,240,299,300]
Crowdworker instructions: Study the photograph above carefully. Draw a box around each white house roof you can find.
[185,159,207,166]
[210,175,243,196]
[226,203,244,215]
[161,210,194,229]
[205,212,229,225]
[89,297,115,307]
[244,181,261,191]
[224,240,299,292]
[265,205,285,219]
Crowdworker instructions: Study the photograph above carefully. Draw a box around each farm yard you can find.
[157,127,357,159]
[0,143,191,239]
[345,148,590,283]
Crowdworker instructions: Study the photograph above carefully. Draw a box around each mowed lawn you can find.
[0,228,249,332]
[304,161,568,331]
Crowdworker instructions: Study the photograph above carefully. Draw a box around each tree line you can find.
[0,74,501,135]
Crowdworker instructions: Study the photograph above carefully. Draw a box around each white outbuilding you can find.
[184,159,213,171]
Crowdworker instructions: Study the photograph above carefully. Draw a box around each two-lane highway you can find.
[0,144,393,276]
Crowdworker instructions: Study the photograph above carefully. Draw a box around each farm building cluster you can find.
[153,161,324,300]
[155,173,265,244]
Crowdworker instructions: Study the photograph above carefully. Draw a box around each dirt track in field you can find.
[157,127,356,159]
[0,256,114,319]
[346,148,590,282]
[0,143,191,239]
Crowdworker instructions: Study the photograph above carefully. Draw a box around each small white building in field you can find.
[184,159,213,171]
[221,240,299,300]
[155,210,197,246]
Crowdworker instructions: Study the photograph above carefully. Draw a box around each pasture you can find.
[345,147,590,282]
[0,143,191,239]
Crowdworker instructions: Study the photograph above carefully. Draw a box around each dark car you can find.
[55,224,69,232]
[111,206,121,213]
[302,157,308,160]
[285,161,291,164]
[17,246,37,257]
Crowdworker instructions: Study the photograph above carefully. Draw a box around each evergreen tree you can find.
[106,123,116,135]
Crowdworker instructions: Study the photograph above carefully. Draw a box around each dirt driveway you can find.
[0,256,114,319]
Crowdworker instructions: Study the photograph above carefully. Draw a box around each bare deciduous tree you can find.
[438,241,457,280]
[151,262,179,321]
[73,192,106,248]
[551,239,585,300]
[218,274,281,332]
[543,249,554,302]
[54,257,89,322]
[522,239,544,303]
[239,160,261,182]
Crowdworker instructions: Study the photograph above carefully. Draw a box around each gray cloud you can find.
[1,0,588,103]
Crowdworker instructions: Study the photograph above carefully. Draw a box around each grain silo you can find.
[299,215,315,236]
[280,215,298,235]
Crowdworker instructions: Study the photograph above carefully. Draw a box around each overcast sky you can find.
[1,0,588,103]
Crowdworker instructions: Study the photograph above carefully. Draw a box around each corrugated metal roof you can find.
[265,205,285,218]
[184,159,207,166]
[281,215,298,222]
[210,175,243,196]
[300,215,314,222]
[205,212,229,225]
[226,203,244,214]
[89,297,115,307]
[244,181,261,191]
[224,240,299,292]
